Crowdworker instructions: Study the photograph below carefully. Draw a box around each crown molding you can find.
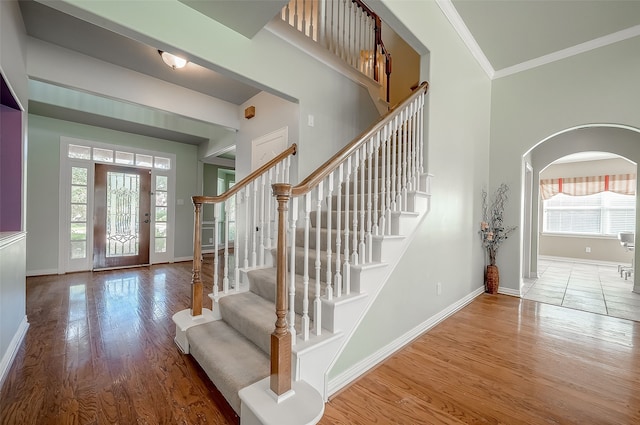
[494,24,640,79]
[435,0,495,79]
[436,2,640,81]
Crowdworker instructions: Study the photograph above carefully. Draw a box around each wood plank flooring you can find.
[319,295,640,425]
[0,261,237,425]
[2,263,639,424]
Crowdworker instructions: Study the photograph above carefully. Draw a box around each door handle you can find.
[144,219,150,224]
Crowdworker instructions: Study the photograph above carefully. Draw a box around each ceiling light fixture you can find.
[158,50,188,70]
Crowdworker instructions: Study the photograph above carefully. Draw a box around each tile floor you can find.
[522,258,640,322]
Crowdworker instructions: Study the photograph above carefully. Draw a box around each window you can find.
[543,192,635,236]
[70,166,89,259]
[154,175,168,253]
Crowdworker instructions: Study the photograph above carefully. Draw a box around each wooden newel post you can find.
[270,183,292,396]
[191,199,203,317]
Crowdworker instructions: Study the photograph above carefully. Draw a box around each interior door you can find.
[93,164,151,269]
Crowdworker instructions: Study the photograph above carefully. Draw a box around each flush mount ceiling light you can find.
[158,50,188,70]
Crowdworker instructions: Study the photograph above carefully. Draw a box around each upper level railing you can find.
[281,0,392,103]
[270,81,429,395]
[189,144,296,317]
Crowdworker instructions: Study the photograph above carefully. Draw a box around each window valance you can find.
[540,174,636,200]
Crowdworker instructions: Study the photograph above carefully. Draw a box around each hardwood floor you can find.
[2,264,639,424]
[320,295,640,425]
[0,261,237,425]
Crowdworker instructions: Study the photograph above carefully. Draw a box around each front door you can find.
[93,164,151,269]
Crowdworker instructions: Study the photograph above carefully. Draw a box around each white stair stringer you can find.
[290,187,432,401]
[172,174,432,424]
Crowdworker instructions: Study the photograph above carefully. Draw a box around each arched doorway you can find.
[522,125,640,322]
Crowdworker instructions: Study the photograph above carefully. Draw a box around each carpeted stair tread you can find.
[247,267,324,318]
[294,226,341,251]
[186,320,269,415]
[218,291,276,355]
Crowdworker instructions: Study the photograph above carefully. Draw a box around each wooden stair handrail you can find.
[189,143,297,317]
[290,81,428,197]
[192,143,297,205]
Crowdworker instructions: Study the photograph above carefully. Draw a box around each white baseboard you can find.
[0,317,29,389]
[173,256,193,263]
[327,286,485,397]
[538,255,621,268]
[26,268,58,277]
[498,287,521,297]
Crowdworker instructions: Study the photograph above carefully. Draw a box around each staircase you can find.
[173,83,430,424]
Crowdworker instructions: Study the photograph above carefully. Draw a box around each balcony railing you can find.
[282,0,392,103]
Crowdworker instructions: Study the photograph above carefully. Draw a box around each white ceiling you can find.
[16,0,640,148]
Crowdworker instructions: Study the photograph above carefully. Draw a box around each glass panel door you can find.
[93,164,151,269]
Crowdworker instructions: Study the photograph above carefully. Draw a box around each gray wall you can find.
[26,115,199,273]
[0,0,28,385]
[236,90,301,182]
[490,36,640,292]
[51,0,381,182]
[330,0,492,379]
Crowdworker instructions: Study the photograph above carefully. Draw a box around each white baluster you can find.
[407,101,415,192]
[383,123,395,235]
[213,203,220,297]
[309,0,315,41]
[391,115,398,213]
[401,108,408,210]
[234,193,240,290]
[243,186,250,269]
[359,144,366,264]
[341,0,347,60]
[288,197,298,344]
[343,157,351,295]
[252,180,259,267]
[302,0,307,36]
[351,149,359,266]
[285,155,291,183]
[223,199,230,293]
[373,131,380,236]
[379,124,388,235]
[259,173,266,266]
[302,194,311,341]
[314,182,323,336]
[365,138,373,263]
[283,0,290,23]
[325,173,334,300]
[334,164,343,297]
[266,168,274,250]
[347,1,353,67]
[418,94,425,176]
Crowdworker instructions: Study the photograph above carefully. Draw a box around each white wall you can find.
[490,36,640,292]
[0,0,28,387]
[329,0,492,379]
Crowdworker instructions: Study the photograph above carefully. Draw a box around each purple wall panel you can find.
[0,104,23,231]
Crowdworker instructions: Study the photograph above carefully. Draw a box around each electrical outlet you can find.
[436,282,442,295]
[585,247,591,253]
